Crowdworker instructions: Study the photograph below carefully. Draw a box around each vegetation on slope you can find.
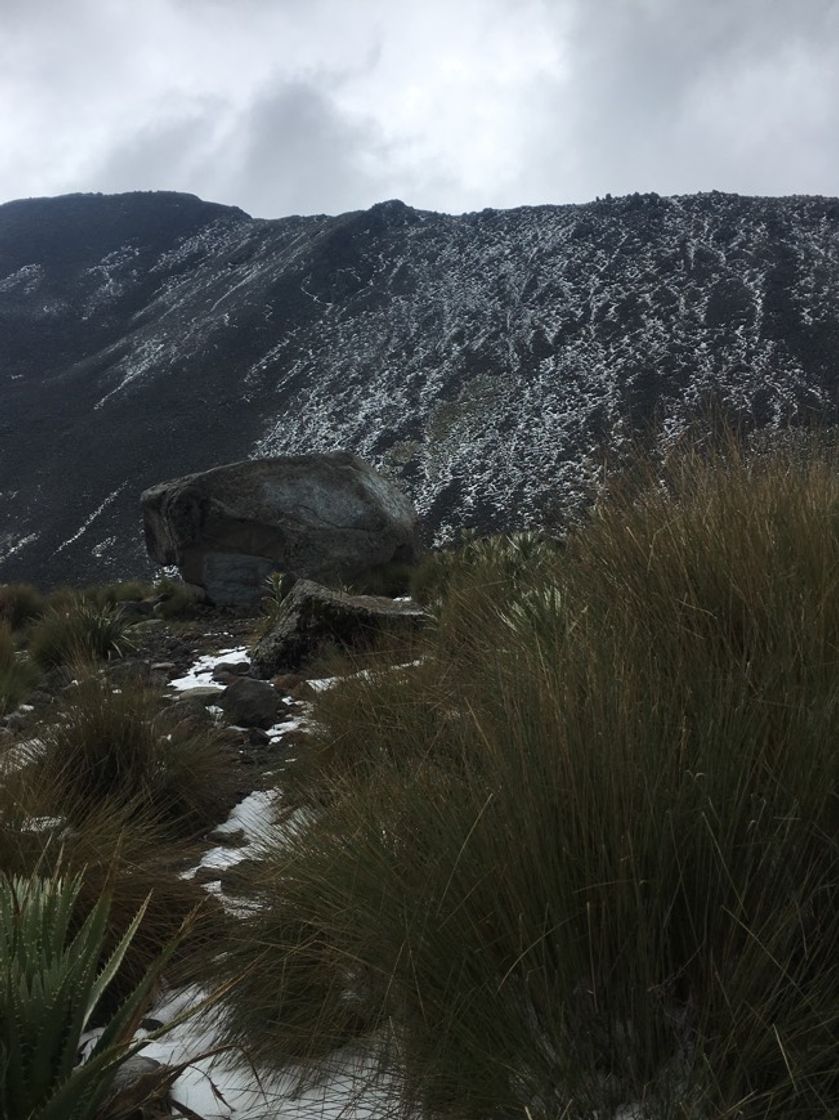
[219,433,839,1119]
[3,431,839,1117]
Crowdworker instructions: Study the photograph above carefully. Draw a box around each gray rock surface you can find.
[218,677,283,729]
[142,452,418,608]
[250,578,427,677]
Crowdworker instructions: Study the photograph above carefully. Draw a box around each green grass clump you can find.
[344,559,416,598]
[0,620,39,715]
[154,577,206,619]
[409,530,562,620]
[35,678,238,837]
[83,579,153,608]
[0,581,44,629]
[28,597,131,669]
[220,435,839,1118]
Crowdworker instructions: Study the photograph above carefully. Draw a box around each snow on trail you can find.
[152,649,660,1117]
[141,986,397,1120]
[168,647,250,691]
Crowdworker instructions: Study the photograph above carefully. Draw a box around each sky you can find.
[1,0,837,218]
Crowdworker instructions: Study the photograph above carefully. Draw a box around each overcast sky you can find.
[1,0,837,218]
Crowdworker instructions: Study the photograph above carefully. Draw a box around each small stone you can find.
[219,858,262,894]
[159,698,213,730]
[247,726,270,746]
[175,686,225,705]
[207,827,247,847]
[214,727,247,750]
[272,673,303,693]
[109,1055,162,1092]
[214,660,250,676]
[218,677,281,729]
[281,728,312,750]
[192,866,223,884]
[103,658,152,686]
[26,690,54,708]
[150,661,178,675]
[290,680,317,700]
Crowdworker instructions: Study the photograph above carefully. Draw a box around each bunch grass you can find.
[28,597,131,669]
[0,620,39,715]
[0,581,44,629]
[220,433,839,1118]
[35,676,238,837]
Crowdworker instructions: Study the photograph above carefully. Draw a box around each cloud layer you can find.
[1,0,837,216]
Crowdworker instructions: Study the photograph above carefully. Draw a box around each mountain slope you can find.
[2,189,839,587]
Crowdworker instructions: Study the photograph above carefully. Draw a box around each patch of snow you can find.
[169,648,250,692]
[0,531,39,564]
[307,660,424,693]
[266,716,305,739]
[20,815,64,833]
[55,484,127,554]
[185,791,312,905]
[213,789,277,840]
[139,985,399,1120]
[0,738,45,774]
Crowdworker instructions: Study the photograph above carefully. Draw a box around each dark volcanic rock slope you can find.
[2,189,839,586]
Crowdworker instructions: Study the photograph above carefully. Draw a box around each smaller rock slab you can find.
[250,579,427,677]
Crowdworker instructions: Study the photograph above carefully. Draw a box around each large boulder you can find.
[250,579,427,677]
[141,452,418,608]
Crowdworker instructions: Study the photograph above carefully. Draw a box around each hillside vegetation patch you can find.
[221,435,839,1118]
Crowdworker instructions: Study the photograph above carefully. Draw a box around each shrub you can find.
[154,577,206,619]
[83,579,153,608]
[0,869,186,1119]
[344,560,415,598]
[259,571,297,634]
[28,598,131,669]
[410,529,561,608]
[0,581,43,629]
[0,620,39,715]
[36,678,238,836]
[229,434,839,1118]
[214,823,386,1067]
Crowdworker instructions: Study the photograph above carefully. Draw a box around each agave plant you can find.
[0,870,186,1120]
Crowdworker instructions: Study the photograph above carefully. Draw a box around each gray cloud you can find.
[544,0,839,200]
[1,0,838,216]
[217,83,389,216]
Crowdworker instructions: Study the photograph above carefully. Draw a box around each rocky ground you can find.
[1,603,379,1118]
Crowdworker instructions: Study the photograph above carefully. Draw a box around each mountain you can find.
[2,188,839,588]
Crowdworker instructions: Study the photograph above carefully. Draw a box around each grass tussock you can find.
[82,579,153,608]
[35,677,238,837]
[0,581,44,629]
[153,577,207,620]
[220,435,839,1119]
[28,597,131,669]
[0,620,39,715]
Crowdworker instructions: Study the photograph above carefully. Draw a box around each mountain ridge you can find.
[2,188,839,587]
